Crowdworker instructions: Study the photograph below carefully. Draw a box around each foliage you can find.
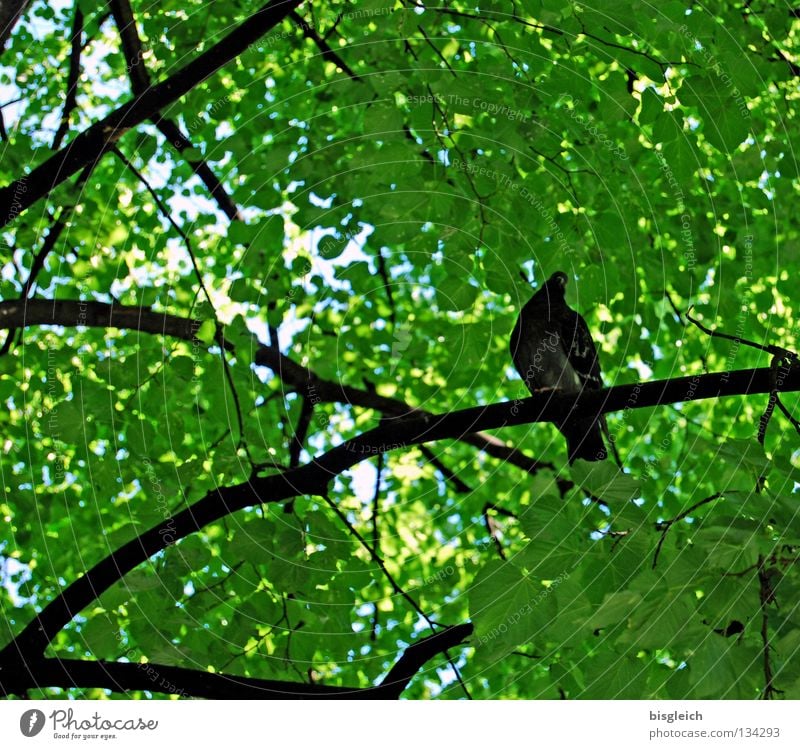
[0,0,799,699]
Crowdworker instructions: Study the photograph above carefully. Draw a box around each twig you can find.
[288,396,314,469]
[419,445,470,493]
[320,491,471,698]
[416,24,457,77]
[482,504,507,560]
[289,9,360,80]
[0,0,300,226]
[7,369,800,663]
[0,162,94,357]
[320,492,438,630]
[685,305,797,361]
[758,355,784,444]
[112,147,214,308]
[757,556,781,699]
[113,147,253,461]
[652,492,724,568]
[776,396,800,434]
[376,247,396,328]
[370,452,384,641]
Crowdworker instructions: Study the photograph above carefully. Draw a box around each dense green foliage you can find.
[1,0,800,699]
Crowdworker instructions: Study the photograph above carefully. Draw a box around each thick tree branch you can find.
[375,623,474,699]
[0,0,301,226]
[0,362,798,687]
[4,622,473,698]
[0,297,555,476]
[0,0,31,50]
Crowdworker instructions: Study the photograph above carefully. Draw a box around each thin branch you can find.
[652,492,724,568]
[113,150,207,310]
[758,556,781,699]
[0,163,94,356]
[52,5,84,150]
[320,491,439,632]
[416,24,458,77]
[376,247,397,328]
[109,0,242,220]
[370,451,384,641]
[686,305,797,361]
[288,395,314,469]
[482,503,507,560]
[758,356,783,444]
[289,9,360,80]
[419,445,471,493]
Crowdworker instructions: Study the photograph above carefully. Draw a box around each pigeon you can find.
[509,271,606,463]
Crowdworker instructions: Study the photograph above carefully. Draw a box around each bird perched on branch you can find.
[509,271,607,463]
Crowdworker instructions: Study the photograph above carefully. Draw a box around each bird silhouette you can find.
[509,271,606,463]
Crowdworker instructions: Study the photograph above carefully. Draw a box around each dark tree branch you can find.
[0,163,94,356]
[686,305,797,361]
[0,297,556,478]
[109,0,242,220]
[0,0,31,50]
[52,5,84,150]
[289,9,360,80]
[289,395,314,468]
[419,445,471,493]
[758,556,781,699]
[0,0,301,226]
[1,363,798,684]
[4,622,474,698]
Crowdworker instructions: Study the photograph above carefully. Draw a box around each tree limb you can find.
[0,363,798,683]
[51,5,84,150]
[0,297,556,477]
[0,0,301,226]
[109,0,242,220]
[2,622,474,698]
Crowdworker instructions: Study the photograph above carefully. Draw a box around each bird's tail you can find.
[560,416,607,464]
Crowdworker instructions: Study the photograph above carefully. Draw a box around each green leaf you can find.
[195,319,217,346]
[589,590,642,629]
[436,275,478,311]
[570,461,642,503]
[470,560,556,658]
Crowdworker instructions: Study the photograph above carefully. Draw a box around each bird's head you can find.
[523,270,569,311]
